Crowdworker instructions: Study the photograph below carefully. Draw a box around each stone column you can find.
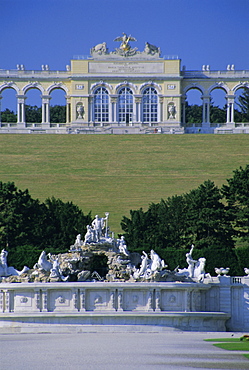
[226,95,235,123]
[108,290,116,311]
[34,289,41,312]
[181,95,186,125]
[88,96,93,124]
[66,98,71,124]
[111,96,117,123]
[17,95,26,126]
[72,288,79,312]
[79,288,86,312]
[184,289,191,312]
[117,289,123,311]
[159,97,164,123]
[2,289,11,312]
[218,276,232,316]
[155,289,161,312]
[41,289,48,312]
[0,290,4,312]
[201,95,211,124]
[42,95,51,126]
[135,96,141,123]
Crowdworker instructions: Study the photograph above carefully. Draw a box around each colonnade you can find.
[181,93,236,125]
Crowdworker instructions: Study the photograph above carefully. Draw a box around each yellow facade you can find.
[0,36,249,134]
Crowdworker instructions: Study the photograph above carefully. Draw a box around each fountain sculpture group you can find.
[0,214,210,284]
[0,213,247,333]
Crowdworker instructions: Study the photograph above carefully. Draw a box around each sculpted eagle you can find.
[114,33,137,51]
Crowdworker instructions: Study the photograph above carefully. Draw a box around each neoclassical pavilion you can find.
[0,34,249,134]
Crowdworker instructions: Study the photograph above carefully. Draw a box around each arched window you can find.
[118,87,133,124]
[94,87,109,124]
[142,87,158,123]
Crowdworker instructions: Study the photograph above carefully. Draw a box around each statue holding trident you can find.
[114,33,137,55]
[91,214,109,242]
[186,244,197,278]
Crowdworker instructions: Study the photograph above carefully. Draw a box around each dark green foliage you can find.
[121,180,237,275]
[184,180,234,250]
[185,102,202,124]
[43,197,91,253]
[0,181,91,270]
[237,88,249,122]
[210,104,226,123]
[0,108,17,122]
[25,105,42,123]
[50,105,66,123]
[222,165,249,244]
[1,105,66,124]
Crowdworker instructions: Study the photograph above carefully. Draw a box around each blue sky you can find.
[1,0,249,109]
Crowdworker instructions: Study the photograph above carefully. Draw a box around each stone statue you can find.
[34,251,53,271]
[133,251,149,279]
[177,245,210,282]
[84,225,95,244]
[114,33,137,52]
[150,249,165,273]
[0,249,8,276]
[117,236,129,256]
[168,103,176,119]
[49,256,68,281]
[186,244,197,278]
[75,234,83,247]
[0,248,29,278]
[76,104,84,119]
[91,214,108,242]
[91,42,108,55]
[144,42,160,55]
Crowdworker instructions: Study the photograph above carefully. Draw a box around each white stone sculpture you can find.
[49,256,68,281]
[83,225,95,244]
[76,104,84,119]
[114,33,137,52]
[117,236,129,256]
[144,42,160,55]
[34,251,53,271]
[177,245,210,282]
[0,249,29,277]
[186,244,197,278]
[168,103,176,119]
[91,42,108,55]
[150,249,165,273]
[133,251,149,279]
[133,250,166,280]
[91,214,108,242]
[215,267,230,276]
[244,268,249,276]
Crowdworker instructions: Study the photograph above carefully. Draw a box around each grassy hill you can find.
[1,134,249,234]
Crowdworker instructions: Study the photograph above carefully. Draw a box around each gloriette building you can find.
[0,33,249,134]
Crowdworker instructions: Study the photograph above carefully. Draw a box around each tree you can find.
[185,102,202,124]
[210,104,226,123]
[0,181,91,269]
[50,105,66,123]
[237,88,249,122]
[184,180,234,250]
[0,108,17,123]
[222,165,249,244]
[43,197,91,253]
[25,105,42,123]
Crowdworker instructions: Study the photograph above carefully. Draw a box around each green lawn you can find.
[205,337,249,355]
[1,134,249,234]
